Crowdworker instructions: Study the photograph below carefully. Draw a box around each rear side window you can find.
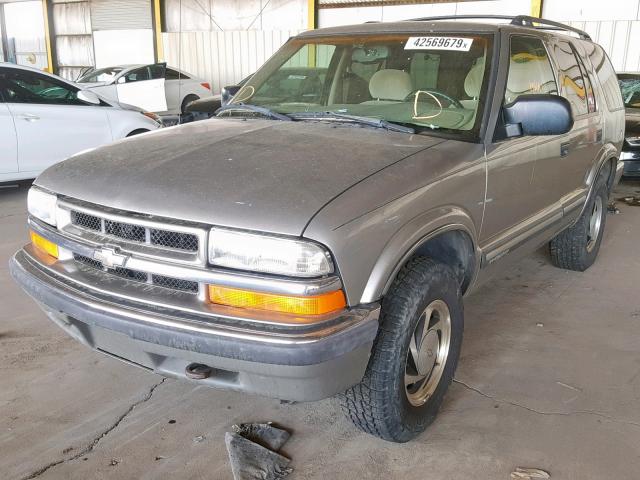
[584,43,624,112]
[553,40,589,116]
[166,68,189,80]
[573,47,596,113]
[504,36,558,104]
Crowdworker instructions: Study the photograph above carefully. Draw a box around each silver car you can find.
[10,16,625,442]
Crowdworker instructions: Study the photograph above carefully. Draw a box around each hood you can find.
[36,119,443,236]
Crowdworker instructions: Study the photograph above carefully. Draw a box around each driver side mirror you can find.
[221,85,241,106]
[77,89,101,106]
[503,94,573,137]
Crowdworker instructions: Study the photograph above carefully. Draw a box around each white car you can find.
[0,63,161,183]
[77,63,212,115]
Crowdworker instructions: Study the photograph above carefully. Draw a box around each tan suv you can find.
[11,15,625,442]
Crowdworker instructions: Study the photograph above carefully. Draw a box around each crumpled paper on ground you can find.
[225,423,292,480]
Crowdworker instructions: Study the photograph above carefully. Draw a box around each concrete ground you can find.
[2,180,640,480]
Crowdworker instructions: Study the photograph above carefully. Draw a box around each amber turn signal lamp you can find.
[207,285,347,316]
[30,231,59,259]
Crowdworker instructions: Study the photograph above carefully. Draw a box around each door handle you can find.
[17,113,40,122]
[560,142,570,157]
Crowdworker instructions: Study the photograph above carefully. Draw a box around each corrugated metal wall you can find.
[563,21,640,72]
[90,0,151,30]
[162,29,302,92]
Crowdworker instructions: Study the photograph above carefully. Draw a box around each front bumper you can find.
[10,249,379,401]
[620,149,640,177]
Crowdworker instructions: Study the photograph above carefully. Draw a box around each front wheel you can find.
[341,257,463,442]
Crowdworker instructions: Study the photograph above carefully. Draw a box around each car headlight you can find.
[208,228,334,277]
[626,135,640,145]
[27,187,57,226]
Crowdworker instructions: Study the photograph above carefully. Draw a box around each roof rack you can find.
[405,15,592,41]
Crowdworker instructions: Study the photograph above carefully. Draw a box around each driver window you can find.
[504,36,558,104]
[123,67,151,83]
[0,69,83,105]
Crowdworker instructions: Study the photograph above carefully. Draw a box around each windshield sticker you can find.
[405,36,473,51]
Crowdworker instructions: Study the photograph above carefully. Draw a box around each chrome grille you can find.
[69,209,200,253]
[73,254,199,294]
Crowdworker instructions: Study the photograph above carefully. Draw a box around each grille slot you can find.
[73,254,198,294]
[105,219,146,243]
[70,211,101,232]
[73,253,103,270]
[70,209,200,253]
[152,274,199,293]
[151,229,199,252]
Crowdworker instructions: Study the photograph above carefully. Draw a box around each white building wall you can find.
[318,0,531,27]
[543,0,640,71]
[163,29,303,92]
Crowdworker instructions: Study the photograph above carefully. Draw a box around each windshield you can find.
[78,67,125,83]
[618,74,640,108]
[225,33,492,135]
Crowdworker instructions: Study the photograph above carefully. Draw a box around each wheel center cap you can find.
[416,330,439,376]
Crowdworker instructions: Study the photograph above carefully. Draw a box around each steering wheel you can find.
[405,89,463,109]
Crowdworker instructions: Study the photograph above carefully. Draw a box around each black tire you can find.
[181,95,199,114]
[549,177,608,271]
[126,129,149,137]
[341,256,463,442]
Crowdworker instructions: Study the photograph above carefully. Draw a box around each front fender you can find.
[359,206,481,304]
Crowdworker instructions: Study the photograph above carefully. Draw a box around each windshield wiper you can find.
[215,103,293,121]
[290,111,415,134]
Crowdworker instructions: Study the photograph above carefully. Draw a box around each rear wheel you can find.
[549,177,608,271]
[181,94,199,114]
[341,257,463,442]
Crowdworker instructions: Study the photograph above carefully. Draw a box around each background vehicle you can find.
[182,75,252,122]
[0,63,161,183]
[77,63,212,115]
[10,16,624,443]
[618,72,640,176]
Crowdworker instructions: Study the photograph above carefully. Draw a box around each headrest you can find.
[369,69,413,101]
[505,56,552,103]
[464,58,485,98]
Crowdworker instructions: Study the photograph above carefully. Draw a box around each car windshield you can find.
[618,74,640,108]
[224,33,493,134]
[78,67,125,83]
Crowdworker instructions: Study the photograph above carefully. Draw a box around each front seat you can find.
[460,58,485,110]
[362,69,413,104]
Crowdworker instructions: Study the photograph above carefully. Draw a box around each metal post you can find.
[42,0,57,73]
[0,4,9,63]
[152,0,164,62]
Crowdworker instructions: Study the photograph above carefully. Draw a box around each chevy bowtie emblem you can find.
[94,246,129,269]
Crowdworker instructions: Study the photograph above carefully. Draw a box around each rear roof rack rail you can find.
[405,15,592,41]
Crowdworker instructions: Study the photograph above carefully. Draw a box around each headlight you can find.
[142,111,161,123]
[626,135,640,145]
[27,187,57,226]
[208,228,334,277]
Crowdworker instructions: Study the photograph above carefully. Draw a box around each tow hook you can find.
[185,363,212,380]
